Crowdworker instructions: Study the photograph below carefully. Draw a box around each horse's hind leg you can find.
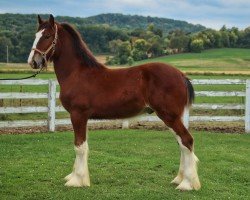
[64,110,90,187]
[158,113,201,191]
[170,118,200,190]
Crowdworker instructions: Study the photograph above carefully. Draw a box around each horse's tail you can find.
[184,77,195,106]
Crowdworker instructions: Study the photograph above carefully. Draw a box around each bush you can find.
[106,56,119,65]
[132,49,147,61]
[190,39,204,53]
[119,55,129,64]
[127,56,134,66]
[164,49,172,55]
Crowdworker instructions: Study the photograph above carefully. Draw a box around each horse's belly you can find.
[90,98,145,119]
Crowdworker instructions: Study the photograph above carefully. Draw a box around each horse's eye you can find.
[45,34,51,39]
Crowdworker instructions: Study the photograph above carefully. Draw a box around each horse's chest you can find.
[59,89,88,111]
[59,91,72,111]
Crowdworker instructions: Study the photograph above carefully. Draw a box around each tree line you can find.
[107,24,250,65]
[0,14,249,64]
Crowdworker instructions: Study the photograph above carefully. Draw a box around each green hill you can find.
[85,13,206,33]
[0,13,206,34]
[135,48,250,74]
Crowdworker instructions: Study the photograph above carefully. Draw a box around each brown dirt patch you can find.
[0,120,245,134]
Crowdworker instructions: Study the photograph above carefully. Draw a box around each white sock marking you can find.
[74,142,89,177]
[174,135,200,190]
[65,141,90,187]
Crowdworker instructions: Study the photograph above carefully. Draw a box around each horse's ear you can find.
[49,14,55,27]
[38,15,43,25]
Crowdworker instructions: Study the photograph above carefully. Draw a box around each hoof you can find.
[171,175,183,185]
[176,179,193,191]
[64,173,90,187]
[176,178,201,191]
[64,172,74,181]
[192,178,201,190]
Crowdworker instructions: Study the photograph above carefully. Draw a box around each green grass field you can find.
[0,130,249,199]
[1,48,250,75]
[135,48,250,74]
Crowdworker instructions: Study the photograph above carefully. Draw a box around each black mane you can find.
[61,23,103,68]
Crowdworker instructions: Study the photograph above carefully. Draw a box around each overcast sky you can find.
[0,0,249,30]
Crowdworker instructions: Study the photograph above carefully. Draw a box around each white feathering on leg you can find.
[175,135,201,191]
[171,150,184,185]
[171,134,184,185]
[65,141,90,187]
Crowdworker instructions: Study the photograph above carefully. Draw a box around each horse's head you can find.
[28,14,58,69]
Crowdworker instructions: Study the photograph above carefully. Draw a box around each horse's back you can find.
[107,62,187,103]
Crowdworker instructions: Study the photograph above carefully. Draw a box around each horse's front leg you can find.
[65,110,90,187]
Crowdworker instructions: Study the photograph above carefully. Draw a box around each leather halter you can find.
[32,24,58,67]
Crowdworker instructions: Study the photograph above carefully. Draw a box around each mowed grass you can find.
[0,130,249,200]
[135,48,250,74]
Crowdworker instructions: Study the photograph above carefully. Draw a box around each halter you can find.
[32,24,58,67]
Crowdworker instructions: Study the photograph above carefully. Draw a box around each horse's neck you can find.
[53,35,81,86]
[53,29,104,87]
[53,54,79,86]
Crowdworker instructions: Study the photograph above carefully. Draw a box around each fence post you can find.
[183,107,190,129]
[122,120,129,129]
[245,80,250,133]
[48,80,56,132]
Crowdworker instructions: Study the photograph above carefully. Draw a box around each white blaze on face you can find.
[27,29,45,64]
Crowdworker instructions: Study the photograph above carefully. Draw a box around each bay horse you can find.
[28,15,201,191]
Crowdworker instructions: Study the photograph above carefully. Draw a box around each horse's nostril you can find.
[33,60,38,68]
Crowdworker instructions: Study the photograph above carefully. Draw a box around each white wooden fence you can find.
[0,79,250,133]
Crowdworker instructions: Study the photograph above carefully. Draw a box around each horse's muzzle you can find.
[29,54,45,69]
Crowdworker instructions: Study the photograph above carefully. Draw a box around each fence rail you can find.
[0,79,250,133]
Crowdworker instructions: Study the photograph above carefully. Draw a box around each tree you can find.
[153,28,163,38]
[147,23,155,32]
[132,39,148,61]
[109,39,122,54]
[0,36,12,62]
[220,31,230,47]
[169,35,190,52]
[190,39,204,53]
[127,56,134,66]
[237,27,250,48]
[196,32,211,48]
[78,25,129,53]
[213,31,222,48]
[220,25,227,32]
[108,41,132,65]
[228,31,238,47]
[148,35,165,57]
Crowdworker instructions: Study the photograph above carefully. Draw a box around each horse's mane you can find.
[61,23,104,68]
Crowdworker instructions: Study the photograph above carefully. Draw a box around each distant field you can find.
[134,48,250,74]
[0,48,250,75]
[0,55,107,74]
